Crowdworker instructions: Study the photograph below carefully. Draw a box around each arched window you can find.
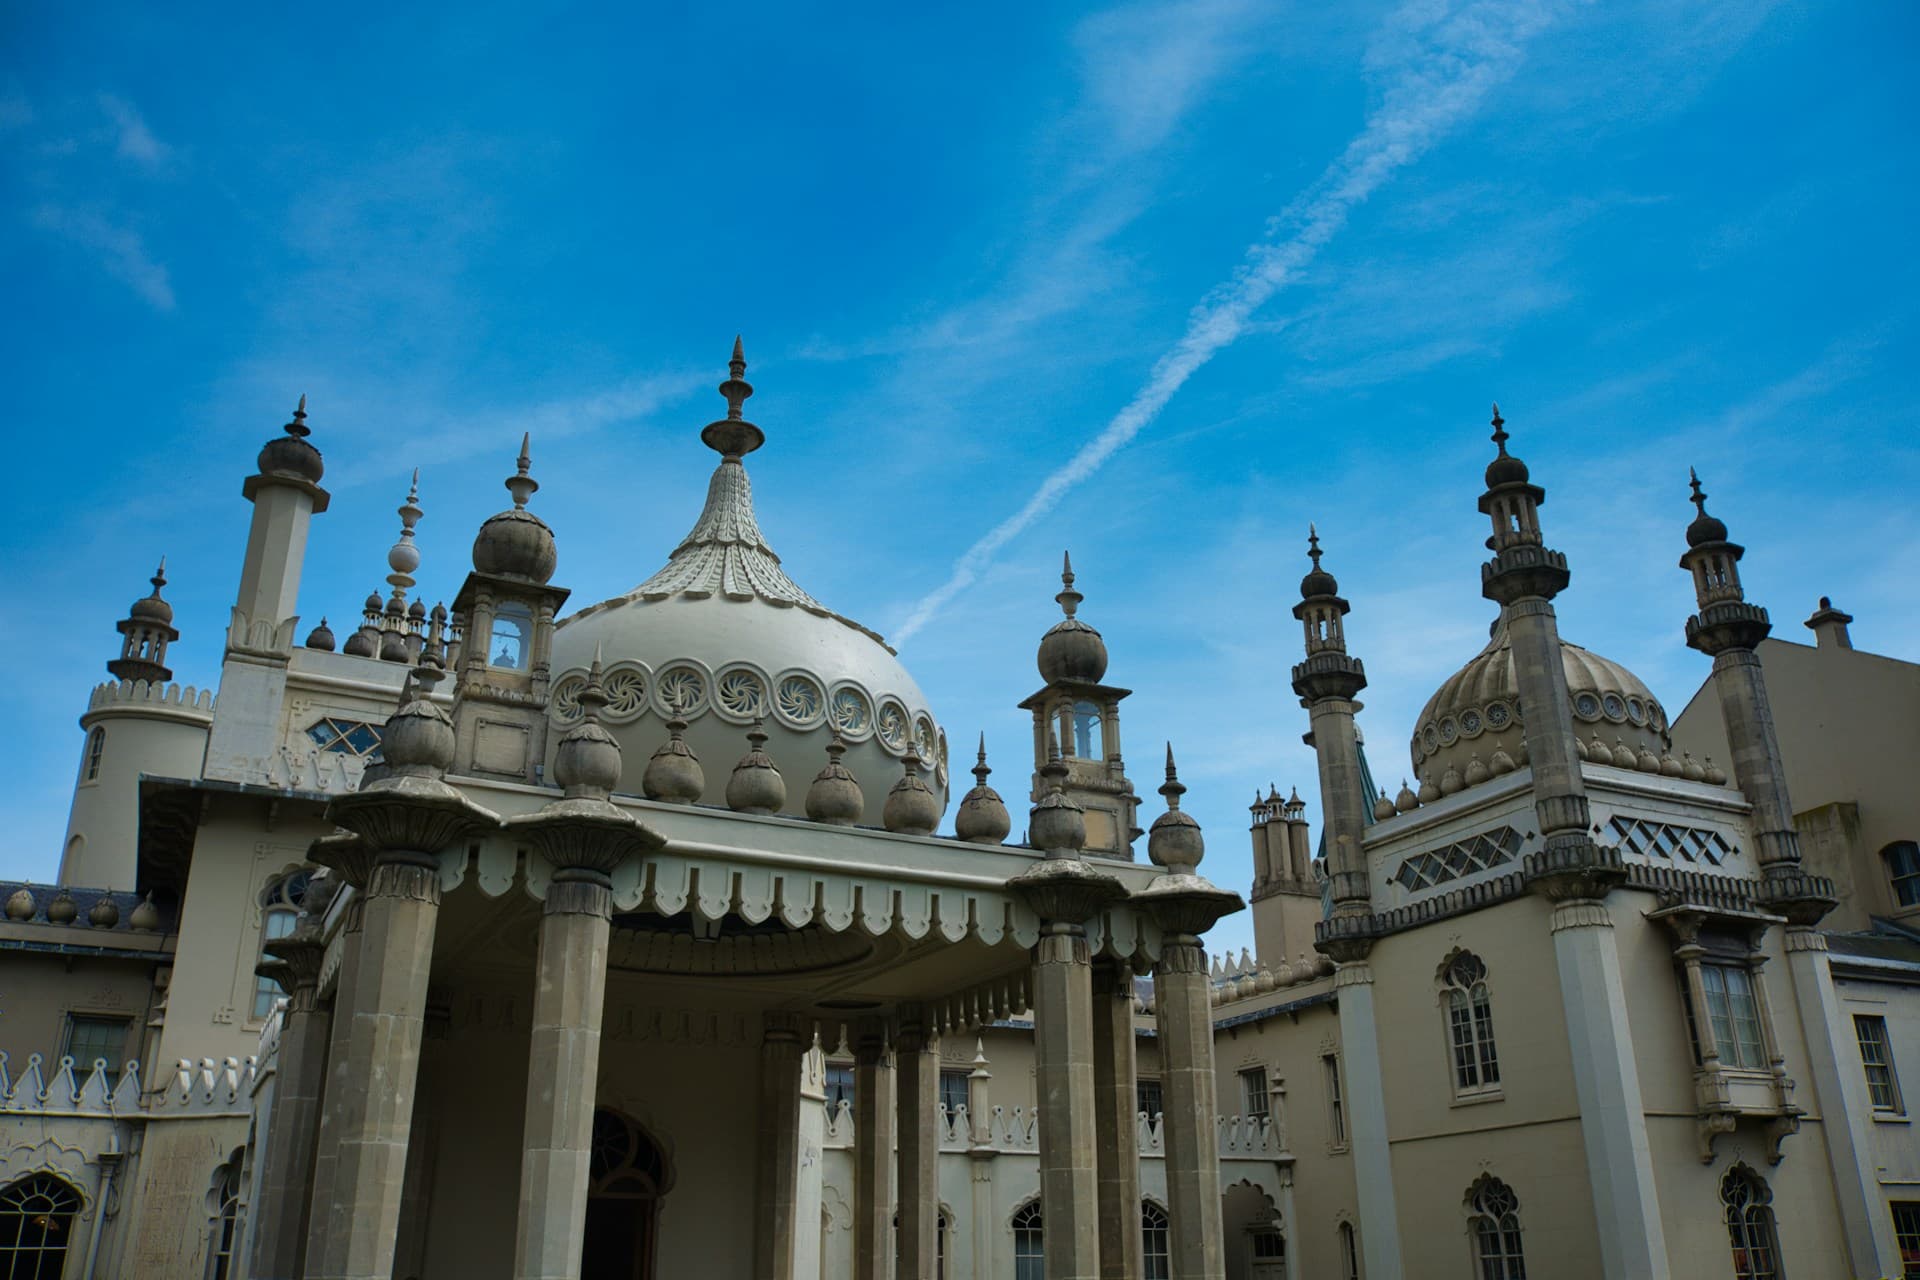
[252,871,311,1020]
[1440,950,1501,1096]
[890,1209,952,1280]
[1012,1199,1044,1280]
[1141,1201,1170,1280]
[1885,842,1920,909]
[1337,1220,1360,1280]
[0,1173,82,1279]
[1466,1175,1526,1279]
[1721,1164,1782,1280]
[586,1108,669,1280]
[1069,701,1103,761]
[490,606,531,671]
[208,1153,243,1280]
[82,727,106,783]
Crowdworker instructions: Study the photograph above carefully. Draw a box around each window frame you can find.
[1720,1163,1783,1280]
[1012,1199,1044,1280]
[1856,1013,1906,1115]
[61,1012,132,1075]
[251,871,311,1023]
[1323,1054,1348,1150]
[1699,962,1768,1071]
[82,726,106,784]
[1141,1201,1170,1280]
[939,1068,971,1123]
[1890,1200,1920,1279]
[1888,842,1920,910]
[208,1152,244,1280]
[824,1062,856,1115]
[1240,1066,1271,1121]
[1337,1220,1360,1280]
[1438,950,1503,1102]
[1465,1174,1527,1280]
[0,1173,83,1278]
[1136,1077,1164,1121]
[489,605,533,671]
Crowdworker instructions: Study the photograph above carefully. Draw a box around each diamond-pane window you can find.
[1609,816,1732,865]
[307,717,385,759]
[1392,827,1523,891]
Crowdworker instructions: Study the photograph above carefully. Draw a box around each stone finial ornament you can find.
[1373,793,1397,821]
[471,433,558,584]
[47,889,78,925]
[1684,468,1729,548]
[552,649,623,799]
[5,888,35,921]
[386,468,424,606]
[642,716,705,804]
[257,394,325,484]
[805,735,865,826]
[1394,779,1419,813]
[1484,402,1529,487]
[304,616,337,651]
[726,721,786,815]
[1417,774,1440,804]
[883,747,941,836]
[88,896,120,928]
[1037,551,1109,684]
[701,337,766,460]
[1147,744,1204,875]
[128,893,161,931]
[345,591,382,657]
[1026,729,1086,855]
[954,735,1012,845]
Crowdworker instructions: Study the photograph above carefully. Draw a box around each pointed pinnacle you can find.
[732,334,746,366]
[517,432,532,473]
[1490,402,1509,454]
[1689,467,1709,514]
[1062,550,1074,584]
[1307,523,1322,567]
[1159,742,1186,808]
[153,555,167,583]
[286,394,311,438]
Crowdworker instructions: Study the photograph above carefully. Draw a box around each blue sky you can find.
[4,0,1916,959]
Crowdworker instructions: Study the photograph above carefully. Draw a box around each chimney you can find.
[1804,597,1854,650]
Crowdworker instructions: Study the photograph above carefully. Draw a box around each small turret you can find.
[107,559,178,684]
[954,735,1012,845]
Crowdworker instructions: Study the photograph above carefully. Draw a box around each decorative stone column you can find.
[1008,737,1126,1280]
[505,659,663,1280]
[317,687,500,1280]
[965,1039,996,1280]
[303,837,375,1280]
[1090,959,1142,1280]
[755,1013,809,1280]
[249,910,331,1280]
[894,1005,940,1280]
[1135,748,1241,1280]
[850,1019,895,1280]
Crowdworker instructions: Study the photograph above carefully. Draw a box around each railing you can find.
[821,1101,1286,1159]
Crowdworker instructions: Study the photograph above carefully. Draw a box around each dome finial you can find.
[508,433,537,509]
[956,731,1011,844]
[1490,402,1507,455]
[287,394,310,439]
[974,732,991,783]
[1307,523,1323,570]
[1299,525,1338,599]
[1056,550,1083,619]
[1689,467,1707,516]
[702,337,764,458]
[1159,743,1186,810]
[1683,466,1729,548]
[578,643,609,721]
[1147,740,1204,872]
[151,556,168,593]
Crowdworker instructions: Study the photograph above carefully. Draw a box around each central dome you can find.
[549,346,947,825]
[1409,617,1671,791]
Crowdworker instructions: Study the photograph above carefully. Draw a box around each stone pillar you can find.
[894,1008,940,1280]
[1155,932,1226,1280]
[851,1020,895,1280]
[250,923,330,1280]
[304,848,372,1280]
[1329,959,1402,1280]
[514,876,615,1280]
[966,1040,996,1280]
[1031,917,1103,1280]
[1783,928,1902,1275]
[1090,960,1142,1280]
[755,1013,809,1280]
[1503,597,1591,842]
[320,853,445,1280]
[1549,896,1669,1280]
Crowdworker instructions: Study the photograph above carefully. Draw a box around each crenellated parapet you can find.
[84,678,216,722]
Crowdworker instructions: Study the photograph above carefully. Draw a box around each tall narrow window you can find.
[81,727,106,783]
[1324,1054,1347,1147]
[1251,1229,1286,1268]
[1136,1078,1163,1120]
[208,1154,243,1280]
[824,1063,856,1114]
[1857,1014,1905,1113]
[1240,1066,1271,1120]
[1069,701,1103,760]
[252,872,311,1020]
[1890,1201,1920,1279]
[1141,1202,1170,1280]
[62,1013,131,1074]
[1700,963,1767,1070]
[1440,950,1501,1096]
[0,1174,81,1279]
[1013,1200,1044,1280]
[490,607,531,670]
[1338,1220,1360,1280]
[939,1069,970,1121]
[1721,1164,1783,1280]
[1887,842,1920,909]
[1466,1175,1527,1280]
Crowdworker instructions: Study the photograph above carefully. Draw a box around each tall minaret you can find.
[1679,471,1832,918]
[107,558,178,685]
[1290,526,1371,924]
[205,398,331,782]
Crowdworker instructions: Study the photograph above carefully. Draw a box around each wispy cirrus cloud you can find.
[31,204,176,310]
[893,0,1569,643]
[98,94,169,170]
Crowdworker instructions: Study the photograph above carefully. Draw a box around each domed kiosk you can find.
[551,341,948,825]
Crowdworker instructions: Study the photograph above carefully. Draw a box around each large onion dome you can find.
[1410,617,1671,793]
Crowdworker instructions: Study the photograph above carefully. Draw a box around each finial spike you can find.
[153,556,167,584]
[1159,741,1187,809]
[1306,524,1323,568]
[1688,467,1709,515]
[1490,402,1509,455]
[285,395,311,439]
[1054,551,1084,619]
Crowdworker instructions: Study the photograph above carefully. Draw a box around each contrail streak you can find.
[894,0,1564,644]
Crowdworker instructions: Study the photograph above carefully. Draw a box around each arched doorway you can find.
[582,1108,669,1280]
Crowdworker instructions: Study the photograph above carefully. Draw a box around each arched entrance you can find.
[582,1109,669,1280]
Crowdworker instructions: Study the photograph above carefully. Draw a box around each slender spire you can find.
[1489,402,1507,455]
[1307,523,1323,572]
[507,433,537,509]
[1147,741,1204,873]
[386,468,424,606]
[1159,743,1186,810]
[973,732,991,785]
[702,337,764,458]
[1056,550,1083,618]
[1688,467,1707,516]
[287,394,310,439]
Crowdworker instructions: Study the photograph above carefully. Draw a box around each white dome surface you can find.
[550,430,948,826]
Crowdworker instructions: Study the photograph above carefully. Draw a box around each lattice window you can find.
[1467,1175,1527,1280]
[1142,1202,1170,1280]
[307,717,383,758]
[1013,1200,1044,1280]
[1393,827,1523,891]
[1440,951,1501,1096]
[1608,816,1732,865]
[1721,1165,1782,1280]
[0,1174,81,1279]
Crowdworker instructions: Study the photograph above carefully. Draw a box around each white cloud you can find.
[99,94,169,171]
[32,204,176,310]
[1074,0,1264,154]
[894,0,1568,643]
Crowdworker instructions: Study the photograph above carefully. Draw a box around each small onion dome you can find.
[1147,744,1205,874]
[258,395,326,484]
[305,617,337,651]
[1636,745,1662,773]
[1394,779,1419,813]
[1464,753,1490,786]
[47,888,78,925]
[472,433,558,584]
[1438,764,1463,795]
[955,735,1011,845]
[725,722,787,815]
[1681,752,1707,782]
[1373,793,1397,821]
[553,660,622,798]
[343,625,378,658]
[1685,469,1729,547]
[883,747,941,836]
[129,893,161,932]
[5,887,34,921]
[1659,750,1685,778]
[129,559,175,624]
[805,735,865,826]
[1488,748,1516,776]
[642,717,705,804]
[1300,524,1339,599]
[1028,734,1086,854]
[1703,756,1728,786]
[88,896,120,928]
[407,599,427,621]
[1037,551,1109,683]
[381,689,457,778]
[1417,774,1440,803]
[1483,404,1529,487]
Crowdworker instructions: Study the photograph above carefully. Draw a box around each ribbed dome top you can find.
[1409,618,1670,787]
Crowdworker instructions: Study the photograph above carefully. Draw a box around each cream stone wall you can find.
[0,951,158,1068]
[120,1115,249,1280]
[58,682,212,891]
[1839,974,1920,1215]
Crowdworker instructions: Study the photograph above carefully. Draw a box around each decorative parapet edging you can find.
[148,1056,259,1116]
[1,882,173,936]
[85,678,216,720]
[0,1052,142,1115]
[822,1102,1285,1160]
[1207,946,1334,1010]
